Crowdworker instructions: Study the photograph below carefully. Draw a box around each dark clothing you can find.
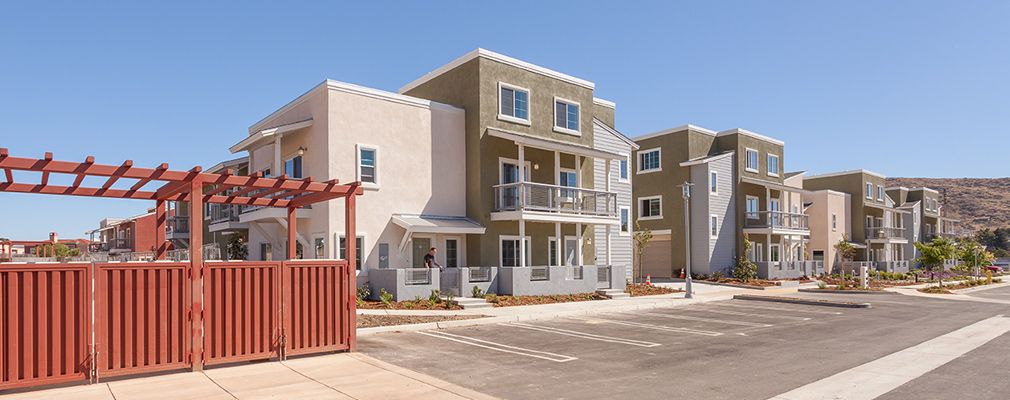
[423,253,436,269]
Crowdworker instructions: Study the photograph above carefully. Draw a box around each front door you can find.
[412,237,431,268]
[565,238,578,266]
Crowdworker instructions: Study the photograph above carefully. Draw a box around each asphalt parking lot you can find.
[361,288,1010,400]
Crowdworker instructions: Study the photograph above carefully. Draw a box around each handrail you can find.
[493,182,618,217]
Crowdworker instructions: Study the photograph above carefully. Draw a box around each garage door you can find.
[640,239,672,278]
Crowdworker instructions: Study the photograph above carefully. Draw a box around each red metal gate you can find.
[0,263,92,390]
[203,261,282,365]
[282,260,352,356]
[93,262,191,378]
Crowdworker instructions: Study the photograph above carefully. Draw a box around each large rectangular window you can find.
[711,216,718,236]
[639,196,662,219]
[745,149,759,172]
[619,158,628,181]
[554,97,580,133]
[746,196,759,218]
[501,237,531,267]
[710,172,718,194]
[339,236,364,271]
[638,148,661,173]
[357,146,377,185]
[877,186,883,201]
[285,155,303,179]
[620,208,629,233]
[767,154,779,177]
[549,239,558,266]
[314,237,325,259]
[499,83,529,122]
[770,244,781,262]
[866,183,873,199]
[445,238,459,268]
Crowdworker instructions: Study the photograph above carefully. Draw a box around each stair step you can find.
[452,298,494,309]
[597,289,630,299]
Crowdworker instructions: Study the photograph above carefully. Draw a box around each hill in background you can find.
[886,177,1010,232]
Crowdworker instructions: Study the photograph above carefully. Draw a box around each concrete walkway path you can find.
[0,353,496,400]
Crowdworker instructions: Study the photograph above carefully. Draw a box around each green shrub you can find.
[379,288,393,307]
[733,238,758,281]
[488,293,499,303]
[711,271,724,280]
[356,298,363,307]
[444,292,455,309]
[817,282,827,289]
[404,300,414,308]
[472,285,485,298]
[356,284,372,301]
[429,289,442,303]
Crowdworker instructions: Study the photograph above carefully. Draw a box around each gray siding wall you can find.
[689,155,736,275]
[593,122,634,283]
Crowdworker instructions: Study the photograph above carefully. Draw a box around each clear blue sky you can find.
[2,1,1008,240]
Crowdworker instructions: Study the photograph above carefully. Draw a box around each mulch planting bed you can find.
[358,300,463,311]
[703,278,778,287]
[357,314,485,329]
[484,293,607,307]
[917,278,1003,294]
[626,284,683,297]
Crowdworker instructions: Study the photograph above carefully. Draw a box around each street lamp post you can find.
[678,182,694,299]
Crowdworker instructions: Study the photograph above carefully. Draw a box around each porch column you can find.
[577,223,583,265]
[188,178,204,372]
[519,219,526,267]
[575,155,582,188]
[605,225,612,267]
[554,151,560,185]
[345,190,357,351]
[273,134,283,176]
[555,222,561,266]
[766,235,771,263]
[287,206,297,260]
[155,199,167,260]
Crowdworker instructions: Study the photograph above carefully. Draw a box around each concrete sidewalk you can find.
[0,353,496,400]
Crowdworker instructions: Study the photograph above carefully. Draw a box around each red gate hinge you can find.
[187,310,192,321]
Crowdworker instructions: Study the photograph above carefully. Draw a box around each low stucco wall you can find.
[368,268,440,302]
[498,266,599,296]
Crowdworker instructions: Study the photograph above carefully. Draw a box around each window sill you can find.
[637,168,662,175]
[637,216,662,221]
[768,173,780,178]
[498,114,531,126]
[745,168,759,174]
[553,126,581,136]
[361,182,380,191]
[618,230,631,237]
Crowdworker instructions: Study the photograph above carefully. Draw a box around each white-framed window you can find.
[754,243,764,262]
[284,155,303,179]
[559,168,578,189]
[313,234,326,259]
[711,215,718,237]
[770,199,781,212]
[498,82,530,125]
[500,235,531,267]
[445,236,460,268]
[260,242,272,261]
[746,196,759,218]
[710,171,718,194]
[553,97,580,135]
[745,148,759,173]
[619,157,629,182]
[832,213,837,231]
[637,148,661,173]
[498,157,531,184]
[877,185,883,201]
[548,238,559,266]
[866,216,874,228]
[770,244,781,262]
[337,233,364,271]
[356,144,378,187]
[638,196,662,220]
[767,154,779,177]
[620,207,630,235]
[866,183,873,199]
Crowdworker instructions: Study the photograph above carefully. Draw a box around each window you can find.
[498,83,529,123]
[357,145,378,185]
[639,196,662,219]
[501,237,531,267]
[770,244,781,262]
[711,216,718,236]
[866,183,873,199]
[754,243,764,262]
[549,239,558,266]
[710,172,718,194]
[770,199,780,212]
[832,213,837,231]
[314,237,325,259]
[554,97,580,134]
[877,186,883,201]
[339,235,364,270]
[284,155,303,179]
[746,196,759,218]
[620,208,629,234]
[445,238,459,268]
[619,158,629,181]
[260,243,272,261]
[767,155,779,177]
[745,149,758,172]
[813,250,824,261]
[638,148,661,173]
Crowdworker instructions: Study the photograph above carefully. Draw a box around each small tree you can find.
[633,221,653,284]
[915,237,958,287]
[227,235,248,261]
[958,239,991,279]
[833,235,857,288]
[734,235,757,282]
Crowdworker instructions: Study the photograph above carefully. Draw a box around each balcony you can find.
[743,211,809,232]
[166,216,189,239]
[866,226,906,241]
[492,182,619,224]
[209,204,249,233]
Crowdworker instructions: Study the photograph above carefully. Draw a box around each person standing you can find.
[423,247,444,271]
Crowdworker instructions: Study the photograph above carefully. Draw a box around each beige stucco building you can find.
[804,188,852,274]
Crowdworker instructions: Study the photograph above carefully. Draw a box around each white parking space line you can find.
[640,312,773,327]
[500,322,662,347]
[570,316,724,336]
[715,302,843,315]
[417,331,577,362]
[692,308,812,321]
[770,314,1010,400]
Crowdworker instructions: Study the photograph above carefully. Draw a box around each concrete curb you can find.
[733,294,871,308]
[685,280,776,291]
[950,281,1010,294]
[357,294,736,336]
[797,288,897,295]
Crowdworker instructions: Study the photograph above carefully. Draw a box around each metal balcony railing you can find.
[743,211,809,230]
[866,226,905,239]
[112,238,130,249]
[469,266,493,283]
[493,182,618,218]
[405,268,432,285]
[597,265,611,289]
[167,216,189,234]
[565,265,584,280]
[209,204,244,224]
[530,266,550,281]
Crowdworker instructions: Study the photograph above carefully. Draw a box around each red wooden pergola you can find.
[0,147,364,364]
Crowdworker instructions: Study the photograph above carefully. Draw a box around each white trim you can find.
[548,237,560,266]
[619,207,631,236]
[769,243,781,262]
[832,213,838,231]
[487,128,624,160]
[444,236,461,268]
[746,196,760,218]
[497,82,532,126]
[745,148,759,173]
[335,232,366,271]
[638,195,662,219]
[407,233,436,269]
[679,151,734,167]
[633,124,718,141]
[617,157,630,183]
[754,243,764,262]
[876,185,884,201]
[866,183,873,199]
[637,147,662,174]
[251,79,463,135]
[283,152,303,179]
[767,154,780,177]
[399,48,595,94]
[806,169,887,180]
[593,97,616,109]
[711,215,719,237]
[499,235,532,268]
[498,157,531,185]
[562,235,579,266]
[716,128,785,146]
[710,171,719,195]
[231,119,313,154]
[356,144,380,190]
[552,96,581,136]
[311,232,327,260]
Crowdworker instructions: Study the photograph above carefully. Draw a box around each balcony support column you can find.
[555,222,561,266]
[577,223,583,265]
[519,218,526,268]
[273,133,283,177]
[554,151,560,185]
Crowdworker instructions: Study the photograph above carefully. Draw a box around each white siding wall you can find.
[689,155,736,275]
[592,121,634,282]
